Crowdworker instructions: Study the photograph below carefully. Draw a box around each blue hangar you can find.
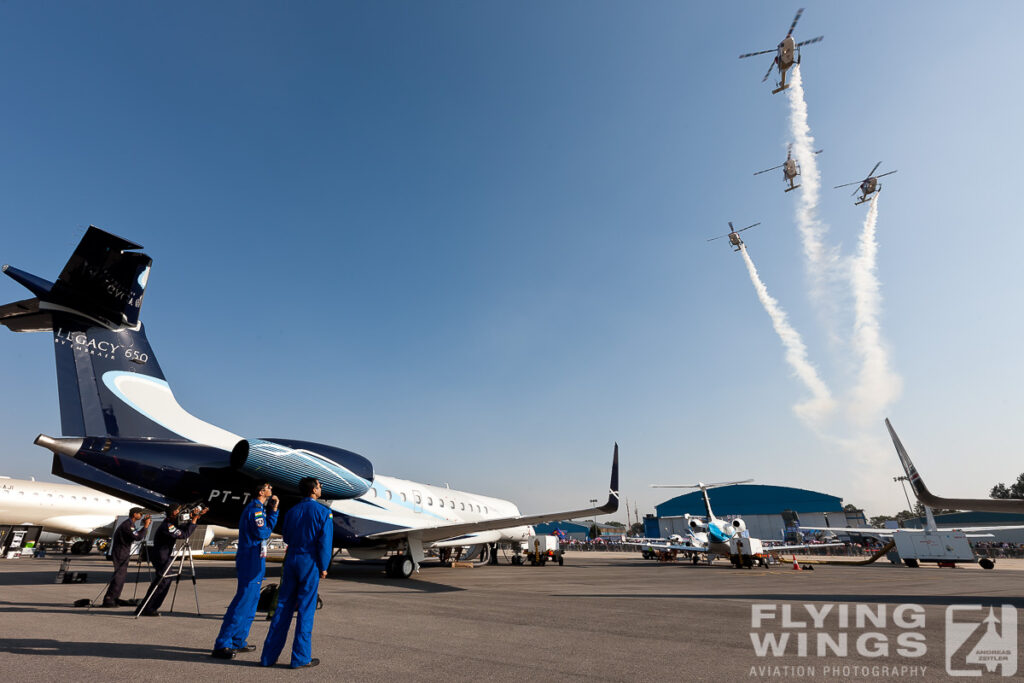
[650,484,863,540]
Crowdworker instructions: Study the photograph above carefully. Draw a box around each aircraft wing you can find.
[365,446,618,545]
[800,525,893,536]
[887,419,1024,514]
[763,542,846,552]
[622,539,706,553]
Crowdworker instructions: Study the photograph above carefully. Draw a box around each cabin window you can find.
[414,494,421,504]
[427,497,433,505]
[439,499,445,507]
[400,493,407,502]
[484,506,488,514]
[385,490,392,501]
[449,500,455,509]
[460,502,465,511]
[369,488,377,497]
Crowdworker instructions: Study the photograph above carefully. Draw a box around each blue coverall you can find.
[214,499,279,650]
[259,498,334,668]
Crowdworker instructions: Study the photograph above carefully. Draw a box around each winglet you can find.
[885,418,938,506]
[598,443,619,513]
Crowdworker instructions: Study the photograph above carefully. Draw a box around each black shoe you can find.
[211,648,236,659]
[138,611,160,617]
[235,645,256,653]
[99,602,118,608]
[292,658,320,669]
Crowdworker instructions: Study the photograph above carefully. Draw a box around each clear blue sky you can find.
[2,2,1023,521]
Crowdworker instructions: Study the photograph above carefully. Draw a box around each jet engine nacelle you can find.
[684,513,707,531]
[35,433,373,512]
[730,518,747,534]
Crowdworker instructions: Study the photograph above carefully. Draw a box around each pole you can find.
[589,498,598,540]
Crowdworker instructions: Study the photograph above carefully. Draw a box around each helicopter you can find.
[707,221,761,252]
[739,8,823,95]
[833,162,898,205]
[753,145,822,192]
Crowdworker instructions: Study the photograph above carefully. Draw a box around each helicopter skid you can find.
[784,184,800,193]
[854,197,871,206]
[771,84,789,95]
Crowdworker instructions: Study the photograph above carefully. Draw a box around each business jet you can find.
[0,227,618,578]
[641,480,841,566]
[0,475,131,552]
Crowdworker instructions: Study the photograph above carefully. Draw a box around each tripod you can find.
[134,540,201,617]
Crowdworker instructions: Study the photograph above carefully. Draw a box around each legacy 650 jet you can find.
[0,227,618,578]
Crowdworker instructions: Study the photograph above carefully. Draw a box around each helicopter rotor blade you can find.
[796,35,823,48]
[738,48,776,59]
[813,149,823,155]
[707,234,729,242]
[754,164,785,175]
[833,181,861,189]
[761,59,776,82]
[787,8,804,37]
[735,222,761,234]
[867,161,882,178]
[875,170,898,179]
[852,186,861,197]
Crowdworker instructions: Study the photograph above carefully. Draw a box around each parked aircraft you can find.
[645,480,841,566]
[0,227,618,578]
[0,475,131,552]
[0,475,237,553]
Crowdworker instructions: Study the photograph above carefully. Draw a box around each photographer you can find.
[136,503,208,617]
[100,507,151,608]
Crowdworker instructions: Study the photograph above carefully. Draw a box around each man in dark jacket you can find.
[100,507,151,607]
[211,482,279,658]
[136,503,207,617]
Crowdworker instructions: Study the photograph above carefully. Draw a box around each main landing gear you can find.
[385,554,415,579]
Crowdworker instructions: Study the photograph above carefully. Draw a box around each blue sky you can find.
[2,2,1023,521]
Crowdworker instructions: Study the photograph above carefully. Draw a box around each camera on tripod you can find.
[176,503,209,526]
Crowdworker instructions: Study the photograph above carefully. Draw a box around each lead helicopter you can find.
[833,162,898,205]
[739,8,823,95]
[754,145,822,192]
[707,221,761,252]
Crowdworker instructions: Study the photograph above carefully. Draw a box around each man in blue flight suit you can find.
[211,482,279,659]
[136,503,207,617]
[260,477,333,669]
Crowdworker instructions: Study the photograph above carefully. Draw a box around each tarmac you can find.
[1,550,1022,681]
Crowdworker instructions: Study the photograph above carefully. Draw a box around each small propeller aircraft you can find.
[754,145,822,192]
[707,221,761,252]
[833,162,897,205]
[739,8,823,95]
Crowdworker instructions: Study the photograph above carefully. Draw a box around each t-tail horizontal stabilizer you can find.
[885,418,1024,514]
[2,226,152,331]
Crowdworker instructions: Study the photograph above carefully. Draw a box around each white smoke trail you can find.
[739,244,834,424]
[848,193,902,428]
[787,66,838,290]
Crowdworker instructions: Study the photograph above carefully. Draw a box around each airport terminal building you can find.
[650,484,863,540]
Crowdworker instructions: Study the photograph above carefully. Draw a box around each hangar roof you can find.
[655,484,843,517]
